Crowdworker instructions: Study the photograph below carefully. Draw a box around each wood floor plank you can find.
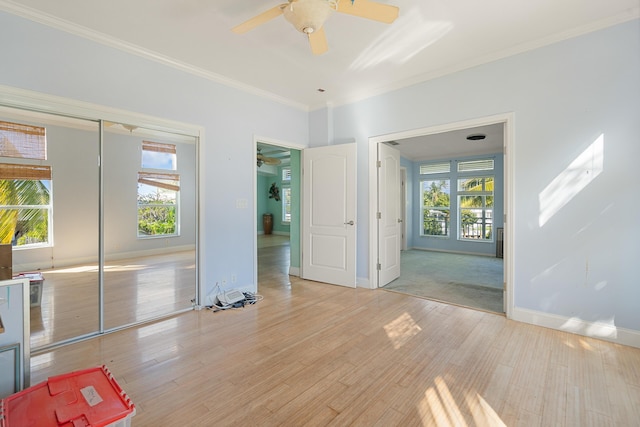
[26,241,640,426]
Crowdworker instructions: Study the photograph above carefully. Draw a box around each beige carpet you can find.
[384,250,504,313]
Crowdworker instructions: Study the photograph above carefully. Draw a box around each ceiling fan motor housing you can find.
[283,0,336,34]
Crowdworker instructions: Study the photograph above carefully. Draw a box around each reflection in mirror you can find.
[0,106,100,349]
[103,122,197,330]
[0,106,198,351]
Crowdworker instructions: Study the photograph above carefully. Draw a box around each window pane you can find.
[420,162,450,175]
[421,180,450,207]
[142,141,176,170]
[137,177,178,237]
[0,179,51,247]
[460,209,493,240]
[137,205,176,236]
[282,187,291,222]
[458,159,494,172]
[423,209,450,236]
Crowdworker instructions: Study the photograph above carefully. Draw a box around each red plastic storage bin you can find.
[0,365,135,427]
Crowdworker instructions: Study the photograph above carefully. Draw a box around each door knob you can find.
[344,220,354,225]
[397,219,403,223]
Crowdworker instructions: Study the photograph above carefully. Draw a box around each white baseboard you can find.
[357,276,371,289]
[512,307,640,349]
[289,266,300,277]
[16,244,195,271]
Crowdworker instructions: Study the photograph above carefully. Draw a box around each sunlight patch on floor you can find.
[384,312,421,349]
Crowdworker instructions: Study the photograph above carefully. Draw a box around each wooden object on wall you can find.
[0,245,11,280]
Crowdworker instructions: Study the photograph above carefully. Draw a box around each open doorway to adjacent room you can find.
[373,117,510,315]
[255,141,301,288]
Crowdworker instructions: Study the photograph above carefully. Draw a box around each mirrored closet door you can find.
[0,105,198,351]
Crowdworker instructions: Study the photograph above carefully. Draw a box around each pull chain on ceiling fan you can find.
[232,0,399,55]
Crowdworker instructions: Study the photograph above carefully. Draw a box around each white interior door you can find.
[378,143,401,287]
[301,144,357,287]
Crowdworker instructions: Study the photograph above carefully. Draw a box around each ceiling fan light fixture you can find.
[283,0,336,34]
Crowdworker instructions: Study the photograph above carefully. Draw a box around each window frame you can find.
[137,140,181,239]
[281,167,291,224]
[0,119,53,249]
[457,175,494,242]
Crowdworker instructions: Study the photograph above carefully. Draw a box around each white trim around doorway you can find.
[368,113,515,319]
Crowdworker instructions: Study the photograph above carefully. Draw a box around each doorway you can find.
[254,140,302,288]
[370,115,513,316]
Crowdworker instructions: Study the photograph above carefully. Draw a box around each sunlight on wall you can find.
[418,376,506,426]
[560,315,617,339]
[538,134,604,227]
[349,6,452,71]
[383,312,421,349]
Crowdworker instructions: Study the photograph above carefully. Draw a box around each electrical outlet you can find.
[231,275,237,283]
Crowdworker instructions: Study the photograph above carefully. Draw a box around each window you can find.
[142,140,176,170]
[281,167,291,223]
[458,175,494,241]
[138,140,179,237]
[420,179,450,236]
[137,172,179,237]
[0,121,51,248]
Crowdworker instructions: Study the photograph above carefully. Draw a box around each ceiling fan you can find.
[232,0,399,55]
[257,148,281,167]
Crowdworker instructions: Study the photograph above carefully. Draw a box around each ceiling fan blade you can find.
[263,157,282,166]
[309,27,328,55]
[232,5,285,34]
[336,0,399,24]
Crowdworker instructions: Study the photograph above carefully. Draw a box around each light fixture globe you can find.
[283,0,337,34]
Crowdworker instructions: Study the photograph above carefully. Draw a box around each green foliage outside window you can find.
[0,179,50,246]
[137,193,176,236]
[422,180,450,236]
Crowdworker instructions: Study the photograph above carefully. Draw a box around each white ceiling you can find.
[2,0,638,111]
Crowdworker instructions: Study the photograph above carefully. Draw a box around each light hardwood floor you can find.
[30,250,195,349]
[30,241,640,426]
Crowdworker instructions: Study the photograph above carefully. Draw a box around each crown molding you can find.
[0,0,309,112]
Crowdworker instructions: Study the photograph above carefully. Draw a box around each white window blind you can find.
[0,120,47,160]
[282,168,291,181]
[420,162,450,175]
[142,140,176,155]
[137,172,180,192]
[142,140,177,170]
[0,163,51,180]
[457,159,494,172]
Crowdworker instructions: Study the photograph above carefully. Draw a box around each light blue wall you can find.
[318,19,640,331]
[409,153,504,256]
[0,11,309,296]
[1,9,639,334]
